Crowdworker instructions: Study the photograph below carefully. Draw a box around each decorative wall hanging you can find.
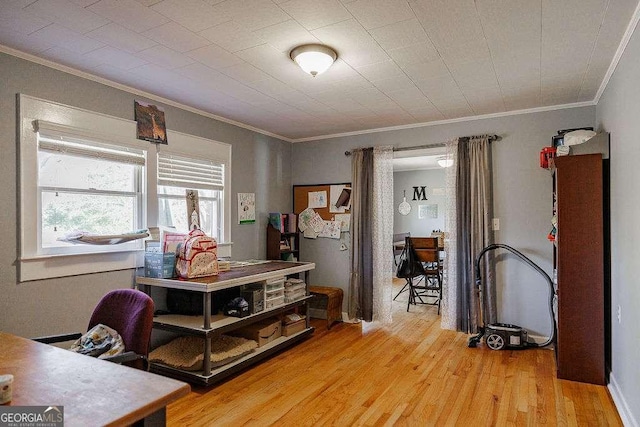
[398,190,411,216]
[412,186,428,201]
[237,193,255,224]
[134,100,168,144]
[186,190,200,230]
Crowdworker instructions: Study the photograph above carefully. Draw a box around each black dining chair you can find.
[393,232,412,301]
[392,232,410,267]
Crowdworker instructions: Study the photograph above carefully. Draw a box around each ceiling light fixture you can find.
[290,44,337,77]
[437,157,454,168]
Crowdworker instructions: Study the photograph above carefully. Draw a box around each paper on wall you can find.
[319,220,341,239]
[329,185,348,213]
[303,228,319,239]
[237,192,255,224]
[310,212,325,233]
[298,207,313,232]
[299,207,325,234]
[308,191,327,208]
[334,213,350,232]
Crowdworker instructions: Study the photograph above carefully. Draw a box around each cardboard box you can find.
[232,318,281,347]
[282,318,306,336]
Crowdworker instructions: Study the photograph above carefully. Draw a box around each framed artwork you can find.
[134,100,167,144]
[419,204,438,219]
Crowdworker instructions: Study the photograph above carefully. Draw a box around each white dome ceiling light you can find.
[290,44,338,77]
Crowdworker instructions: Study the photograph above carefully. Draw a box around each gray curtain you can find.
[348,148,374,321]
[455,136,496,333]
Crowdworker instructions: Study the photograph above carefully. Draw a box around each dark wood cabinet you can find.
[553,149,609,385]
[266,224,300,261]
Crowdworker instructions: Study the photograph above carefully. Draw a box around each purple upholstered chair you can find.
[34,289,155,370]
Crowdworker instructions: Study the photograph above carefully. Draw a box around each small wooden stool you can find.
[308,286,343,330]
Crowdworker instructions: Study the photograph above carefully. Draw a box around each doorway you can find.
[392,147,448,251]
[391,147,451,313]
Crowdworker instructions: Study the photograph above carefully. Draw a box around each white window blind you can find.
[38,137,145,165]
[36,120,145,165]
[158,153,224,191]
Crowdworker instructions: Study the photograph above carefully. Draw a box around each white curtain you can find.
[371,146,394,324]
[441,139,459,330]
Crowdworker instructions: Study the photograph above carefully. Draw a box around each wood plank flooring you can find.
[166,280,621,426]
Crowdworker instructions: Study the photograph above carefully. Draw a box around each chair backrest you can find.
[409,237,440,264]
[393,232,410,256]
[88,289,154,359]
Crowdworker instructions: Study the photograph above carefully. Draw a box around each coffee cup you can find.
[0,374,13,404]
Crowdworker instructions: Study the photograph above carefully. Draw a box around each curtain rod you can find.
[344,134,501,156]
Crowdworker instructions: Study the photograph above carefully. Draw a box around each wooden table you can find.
[0,331,190,426]
[393,241,444,253]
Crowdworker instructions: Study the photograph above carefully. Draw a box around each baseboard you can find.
[609,373,638,427]
[528,333,554,347]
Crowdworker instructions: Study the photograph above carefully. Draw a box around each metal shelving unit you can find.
[136,261,315,386]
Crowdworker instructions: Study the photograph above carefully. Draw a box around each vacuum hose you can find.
[474,243,557,348]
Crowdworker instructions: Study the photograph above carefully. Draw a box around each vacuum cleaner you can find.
[467,244,557,350]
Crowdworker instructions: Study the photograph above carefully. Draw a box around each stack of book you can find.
[269,212,298,233]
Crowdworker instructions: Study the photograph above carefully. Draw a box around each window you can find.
[157,153,224,240]
[19,95,231,281]
[38,134,145,254]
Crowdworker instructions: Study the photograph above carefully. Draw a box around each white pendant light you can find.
[437,157,454,168]
[290,44,337,77]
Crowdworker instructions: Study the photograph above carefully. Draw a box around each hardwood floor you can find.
[167,280,621,426]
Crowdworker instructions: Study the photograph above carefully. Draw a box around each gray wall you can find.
[292,106,595,337]
[596,18,640,424]
[393,169,446,236]
[0,52,292,338]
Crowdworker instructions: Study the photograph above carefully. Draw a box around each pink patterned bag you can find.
[176,229,218,279]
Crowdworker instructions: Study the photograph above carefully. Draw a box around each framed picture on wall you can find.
[134,100,167,144]
[419,204,438,219]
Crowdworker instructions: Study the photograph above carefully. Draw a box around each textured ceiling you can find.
[1,0,639,141]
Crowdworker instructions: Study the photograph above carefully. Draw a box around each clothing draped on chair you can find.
[442,136,495,333]
[349,146,394,323]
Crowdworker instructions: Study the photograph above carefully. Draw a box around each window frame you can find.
[153,134,231,248]
[36,131,147,255]
[19,95,232,282]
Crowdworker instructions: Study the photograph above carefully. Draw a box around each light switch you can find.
[492,218,500,231]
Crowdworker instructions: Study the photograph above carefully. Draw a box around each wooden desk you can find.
[0,331,190,426]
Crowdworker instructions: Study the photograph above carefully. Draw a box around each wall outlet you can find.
[617,305,621,324]
[492,218,500,231]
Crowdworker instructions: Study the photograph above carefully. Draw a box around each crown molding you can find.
[0,43,611,145]
[291,101,596,143]
[0,44,293,143]
[594,0,640,104]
